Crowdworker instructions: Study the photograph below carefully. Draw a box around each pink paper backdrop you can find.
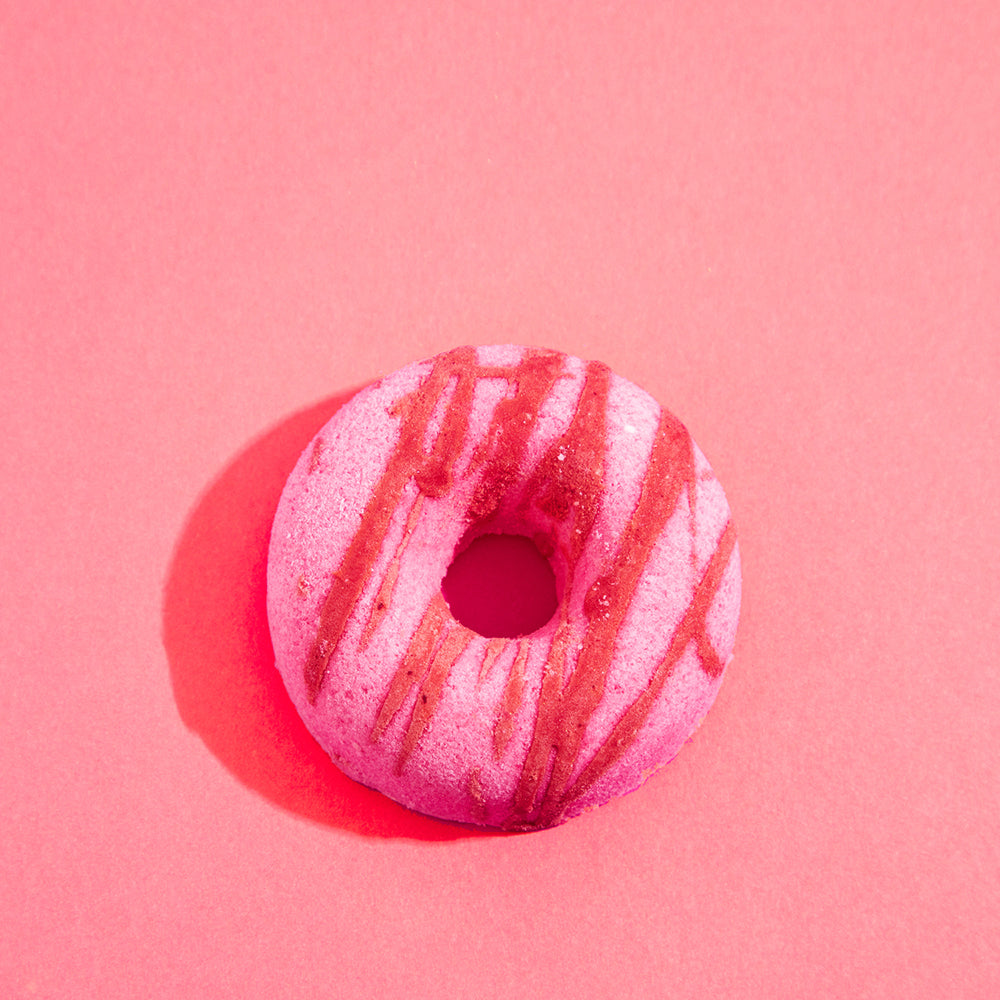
[3,2,998,997]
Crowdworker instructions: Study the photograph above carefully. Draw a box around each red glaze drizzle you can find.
[397,621,473,773]
[370,592,450,742]
[560,518,737,809]
[304,347,477,702]
[301,347,736,827]
[357,494,426,653]
[517,410,699,827]
[513,612,573,816]
[493,639,529,759]
[467,767,486,824]
[308,438,325,473]
[478,636,507,684]
[516,361,609,571]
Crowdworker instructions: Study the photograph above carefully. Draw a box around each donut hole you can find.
[441,532,558,638]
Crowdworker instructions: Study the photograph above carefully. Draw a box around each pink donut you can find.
[267,345,741,829]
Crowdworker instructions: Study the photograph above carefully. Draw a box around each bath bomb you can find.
[267,345,741,829]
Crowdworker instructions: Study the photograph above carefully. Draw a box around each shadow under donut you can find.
[162,389,496,841]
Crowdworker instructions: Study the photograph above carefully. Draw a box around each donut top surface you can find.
[267,345,741,829]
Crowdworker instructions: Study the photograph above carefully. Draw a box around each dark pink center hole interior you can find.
[441,533,558,638]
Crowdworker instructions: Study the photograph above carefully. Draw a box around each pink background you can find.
[3,2,998,997]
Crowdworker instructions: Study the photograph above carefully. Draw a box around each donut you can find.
[267,345,741,829]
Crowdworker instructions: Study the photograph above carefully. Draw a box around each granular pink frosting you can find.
[267,345,741,829]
